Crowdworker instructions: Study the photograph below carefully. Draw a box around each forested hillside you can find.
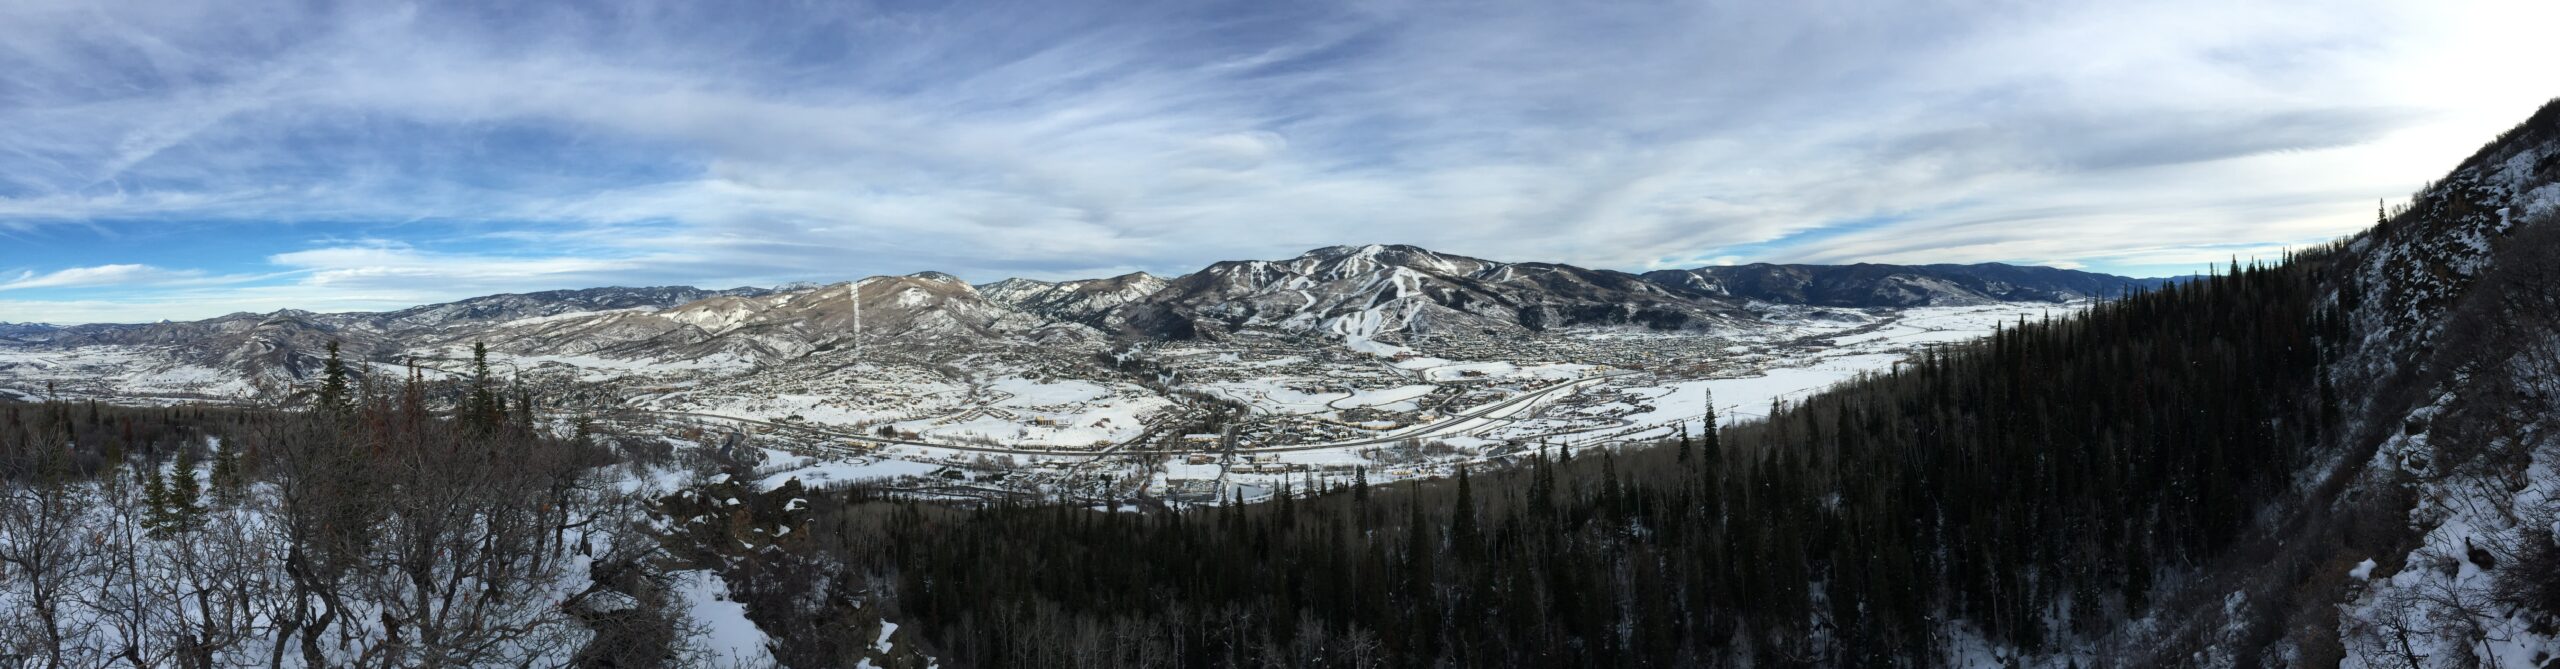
[734,253,2337,667]
[697,100,2560,667]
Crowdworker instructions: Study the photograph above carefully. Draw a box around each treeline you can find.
[754,254,2348,667]
[0,400,253,483]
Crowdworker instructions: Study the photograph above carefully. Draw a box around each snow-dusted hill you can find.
[2302,98,2560,668]
[1106,244,1754,339]
[0,245,2157,403]
[978,272,1169,325]
[1643,262,2170,307]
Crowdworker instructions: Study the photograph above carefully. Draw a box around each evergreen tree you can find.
[1701,388,1720,461]
[168,446,204,532]
[144,446,207,537]
[208,443,244,506]
[142,465,172,535]
[466,342,499,430]
[316,340,353,416]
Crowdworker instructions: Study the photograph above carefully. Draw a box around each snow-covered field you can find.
[0,345,261,400]
[4,302,2071,506]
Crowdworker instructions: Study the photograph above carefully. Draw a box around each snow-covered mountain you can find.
[0,245,2162,393]
[1105,244,1752,339]
[0,322,59,343]
[459,272,1058,363]
[371,285,775,332]
[1641,262,2170,307]
[977,272,1169,325]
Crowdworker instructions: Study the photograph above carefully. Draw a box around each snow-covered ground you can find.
[0,345,261,400]
[6,302,2074,509]
[0,436,771,666]
[673,569,780,667]
[758,450,944,490]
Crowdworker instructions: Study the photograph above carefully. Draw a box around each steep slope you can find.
[2305,98,2560,668]
[1642,262,2168,307]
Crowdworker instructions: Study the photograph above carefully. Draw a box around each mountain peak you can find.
[1300,243,1432,260]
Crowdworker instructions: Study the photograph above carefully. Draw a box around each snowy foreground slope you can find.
[0,414,941,666]
[2019,98,2560,668]
[2310,102,2560,668]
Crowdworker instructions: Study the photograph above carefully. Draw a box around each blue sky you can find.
[3,0,2558,323]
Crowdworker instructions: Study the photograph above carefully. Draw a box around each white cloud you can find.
[0,264,208,291]
[1,0,2558,321]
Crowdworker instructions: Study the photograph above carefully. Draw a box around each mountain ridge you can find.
[1,250,2168,386]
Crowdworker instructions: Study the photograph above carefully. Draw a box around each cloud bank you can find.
[2,0,2557,323]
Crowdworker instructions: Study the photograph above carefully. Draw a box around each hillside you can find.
[1643,262,2171,307]
[708,100,2560,666]
[0,249,2157,405]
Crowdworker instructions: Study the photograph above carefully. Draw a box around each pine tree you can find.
[144,447,208,537]
[1701,389,1722,460]
[209,444,243,505]
[1451,466,1478,559]
[466,342,499,430]
[142,465,173,535]
[317,340,352,416]
[169,446,205,532]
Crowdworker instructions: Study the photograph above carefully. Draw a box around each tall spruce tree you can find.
[465,342,499,430]
[316,340,352,416]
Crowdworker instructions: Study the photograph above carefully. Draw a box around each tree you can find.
[143,447,205,537]
[465,342,500,430]
[208,443,243,506]
[316,341,353,417]
[1700,388,1720,462]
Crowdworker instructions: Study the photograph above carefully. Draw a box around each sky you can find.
[3,0,2558,324]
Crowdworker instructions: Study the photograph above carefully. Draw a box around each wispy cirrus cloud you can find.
[1,0,2557,324]
[0,264,208,291]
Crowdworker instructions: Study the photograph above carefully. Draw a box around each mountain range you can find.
[0,251,2163,387]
